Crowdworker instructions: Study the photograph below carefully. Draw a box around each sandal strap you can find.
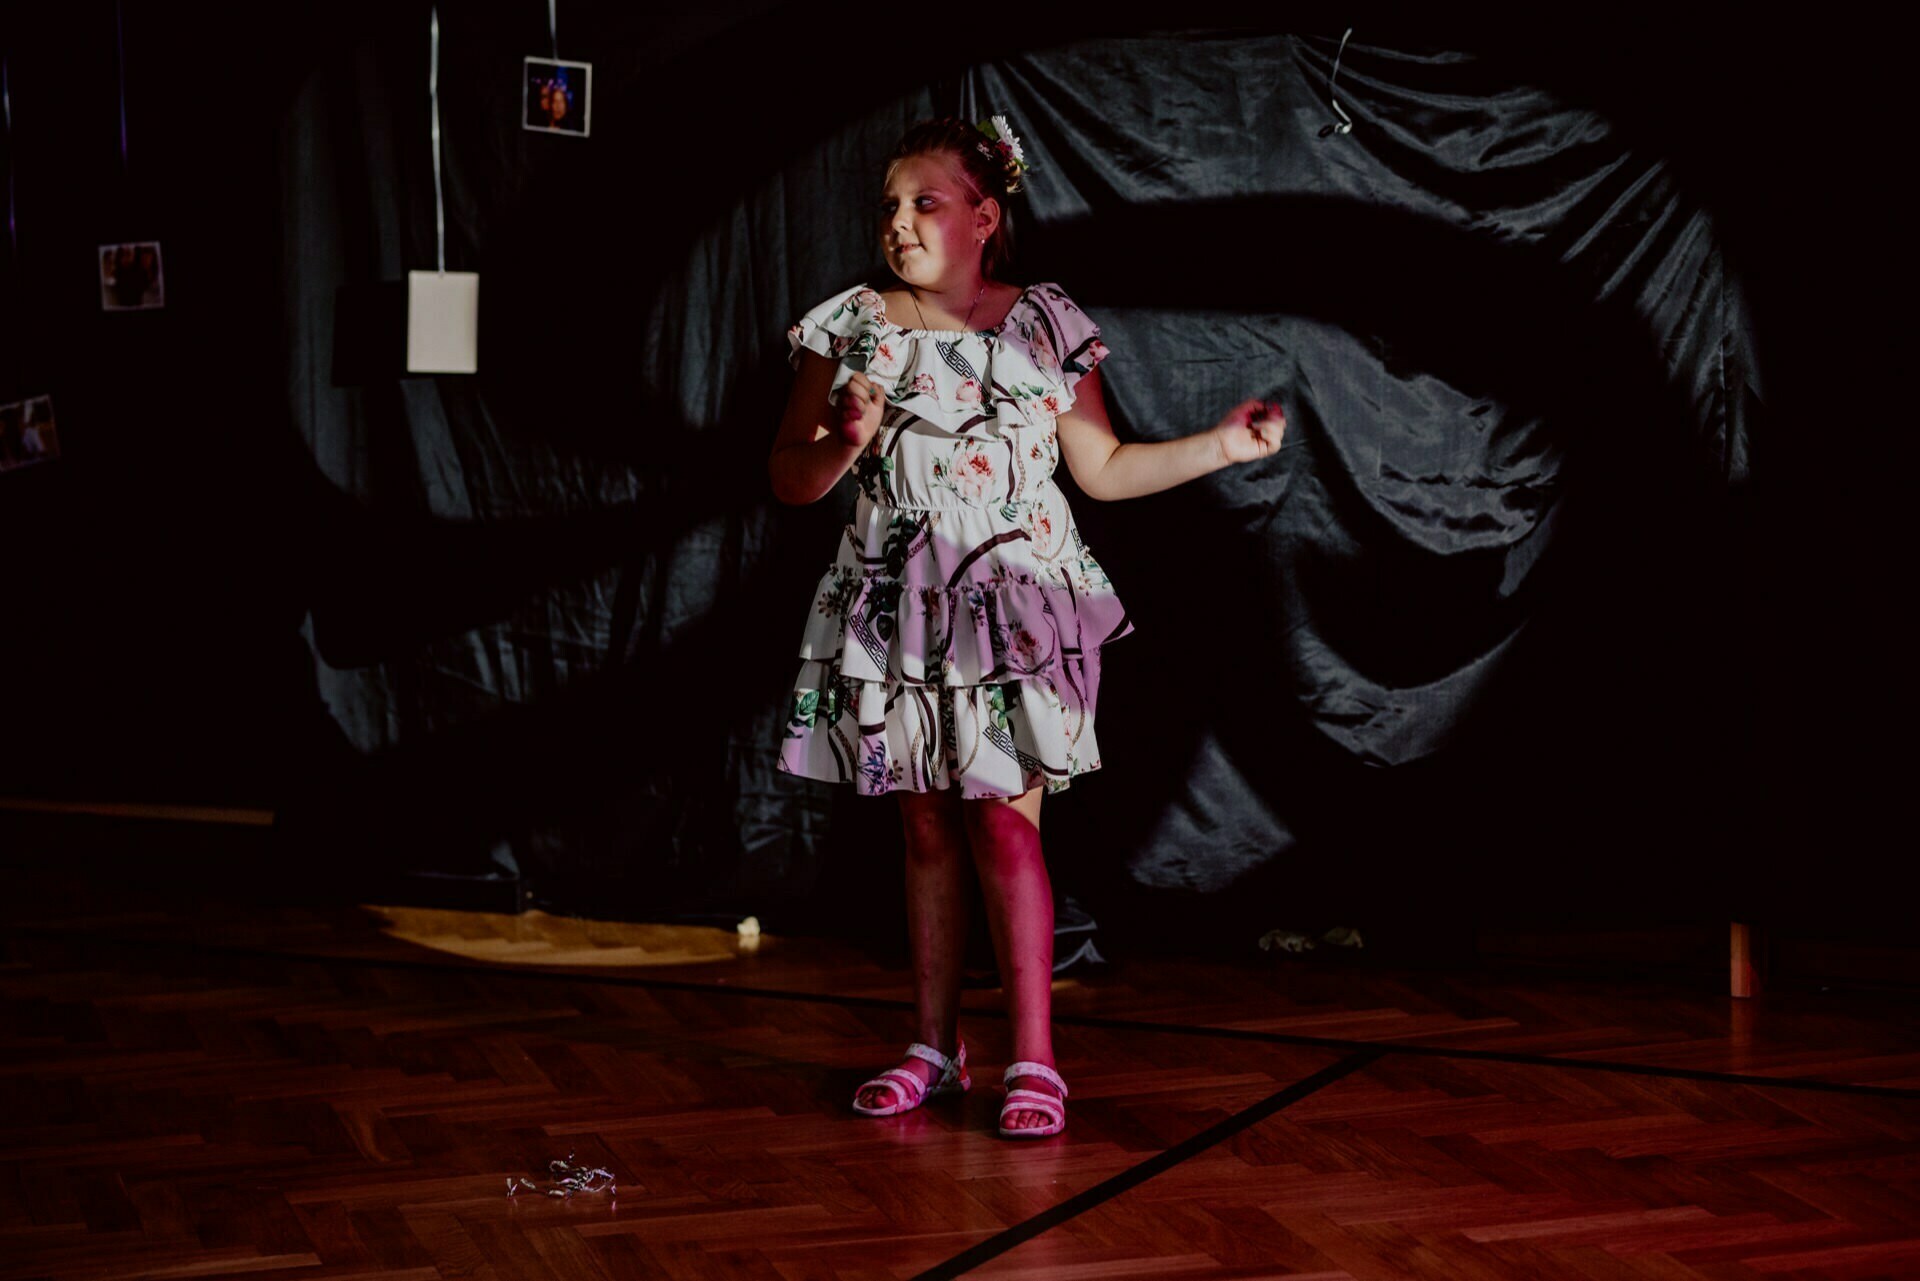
[1001,1089,1065,1119]
[904,1041,964,1084]
[864,1067,928,1105]
[1002,1061,1068,1098]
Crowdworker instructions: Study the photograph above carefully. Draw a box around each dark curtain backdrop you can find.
[7,5,1895,935]
[270,12,1762,933]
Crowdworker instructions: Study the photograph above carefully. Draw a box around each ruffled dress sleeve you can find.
[786,284,886,371]
[1011,282,1110,414]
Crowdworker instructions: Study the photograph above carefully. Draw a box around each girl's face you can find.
[881,153,993,288]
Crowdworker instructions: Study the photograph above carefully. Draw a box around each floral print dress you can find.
[778,281,1132,799]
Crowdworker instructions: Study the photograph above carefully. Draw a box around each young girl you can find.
[768,116,1284,1138]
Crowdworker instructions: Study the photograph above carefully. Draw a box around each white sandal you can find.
[851,1042,969,1116]
[999,1061,1069,1139]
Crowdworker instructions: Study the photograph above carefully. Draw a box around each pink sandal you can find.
[999,1061,1069,1139]
[851,1042,969,1116]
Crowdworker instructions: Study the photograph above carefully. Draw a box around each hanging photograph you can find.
[19,396,59,468]
[99,241,165,310]
[522,57,591,137]
[1,396,58,471]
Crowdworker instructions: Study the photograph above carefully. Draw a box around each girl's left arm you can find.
[1055,368,1285,502]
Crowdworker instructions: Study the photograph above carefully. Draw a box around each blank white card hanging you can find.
[407,269,479,374]
[407,5,478,373]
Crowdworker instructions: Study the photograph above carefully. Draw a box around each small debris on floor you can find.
[508,1153,618,1199]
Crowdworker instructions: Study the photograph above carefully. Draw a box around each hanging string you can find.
[547,0,558,60]
[1319,27,1355,138]
[3,54,15,257]
[114,0,130,172]
[430,5,445,272]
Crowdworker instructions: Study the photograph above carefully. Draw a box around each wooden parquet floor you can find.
[2,893,1916,1280]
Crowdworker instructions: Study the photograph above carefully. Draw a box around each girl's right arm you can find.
[768,353,885,505]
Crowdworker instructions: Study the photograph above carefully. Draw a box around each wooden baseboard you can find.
[0,798,274,826]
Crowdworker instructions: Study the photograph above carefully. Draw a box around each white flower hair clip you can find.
[974,114,1032,195]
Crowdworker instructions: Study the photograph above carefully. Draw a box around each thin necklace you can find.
[910,279,988,333]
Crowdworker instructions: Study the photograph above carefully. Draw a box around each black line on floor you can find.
[914,1050,1385,1281]
[1046,1011,1920,1101]
[7,924,1918,1101]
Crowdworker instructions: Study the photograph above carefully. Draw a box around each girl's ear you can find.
[975,196,1002,244]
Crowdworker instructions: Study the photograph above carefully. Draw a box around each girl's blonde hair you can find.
[885,119,1020,281]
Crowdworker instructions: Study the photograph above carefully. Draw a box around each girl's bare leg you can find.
[962,786,1058,1130]
[855,787,972,1109]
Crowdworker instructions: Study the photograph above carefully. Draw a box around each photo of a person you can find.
[0,397,60,472]
[20,397,59,465]
[522,57,591,137]
[99,241,165,310]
